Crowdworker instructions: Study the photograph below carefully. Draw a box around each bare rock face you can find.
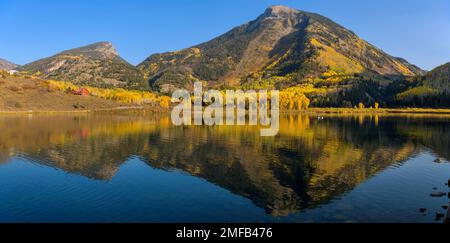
[262,5,300,21]
[18,42,146,89]
[59,42,119,59]
[138,5,423,92]
[268,5,299,14]
[0,58,18,71]
[90,42,119,58]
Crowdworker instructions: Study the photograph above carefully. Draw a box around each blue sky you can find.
[0,0,449,70]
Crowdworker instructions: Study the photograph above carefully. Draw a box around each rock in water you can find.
[419,208,427,213]
[446,208,450,224]
[430,192,446,197]
[436,213,445,218]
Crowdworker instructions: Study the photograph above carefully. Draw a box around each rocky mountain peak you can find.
[89,42,118,57]
[0,58,19,71]
[265,5,300,17]
[18,41,146,89]
[256,5,304,31]
[60,41,119,59]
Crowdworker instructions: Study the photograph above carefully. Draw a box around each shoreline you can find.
[292,108,450,115]
[2,107,450,115]
[0,106,169,115]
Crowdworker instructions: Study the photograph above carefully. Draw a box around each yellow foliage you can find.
[259,45,273,52]
[322,70,339,77]
[58,55,82,60]
[321,70,354,83]
[279,88,311,110]
[190,48,201,56]
[158,96,171,108]
[265,48,292,70]
[46,80,78,91]
[283,84,327,95]
[396,86,440,100]
[0,70,9,78]
[46,80,170,107]
[392,59,414,76]
[310,38,365,75]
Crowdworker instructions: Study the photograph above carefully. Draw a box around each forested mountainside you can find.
[19,42,147,89]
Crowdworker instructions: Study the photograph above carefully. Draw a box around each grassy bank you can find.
[5,106,449,115]
[0,106,171,115]
[0,74,170,113]
[294,107,450,115]
[2,73,450,115]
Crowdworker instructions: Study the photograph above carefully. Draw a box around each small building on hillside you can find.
[70,88,90,96]
[8,70,18,75]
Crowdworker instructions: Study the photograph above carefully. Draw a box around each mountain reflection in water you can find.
[0,113,449,220]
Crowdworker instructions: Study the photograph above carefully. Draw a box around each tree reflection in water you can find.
[0,113,449,216]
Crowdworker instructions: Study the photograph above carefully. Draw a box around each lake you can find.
[0,113,449,223]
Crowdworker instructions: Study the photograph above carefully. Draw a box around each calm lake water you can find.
[0,113,449,223]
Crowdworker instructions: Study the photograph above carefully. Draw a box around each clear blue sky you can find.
[1,0,449,70]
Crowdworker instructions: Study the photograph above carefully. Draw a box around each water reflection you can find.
[0,113,449,217]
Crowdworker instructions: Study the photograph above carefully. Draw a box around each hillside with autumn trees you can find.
[136,6,448,109]
[2,5,450,110]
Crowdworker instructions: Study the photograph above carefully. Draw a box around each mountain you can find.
[393,62,450,107]
[138,5,424,93]
[422,62,450,93]
[0,58,18,71]
[394,57,426,76]
[18,42,146,89]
